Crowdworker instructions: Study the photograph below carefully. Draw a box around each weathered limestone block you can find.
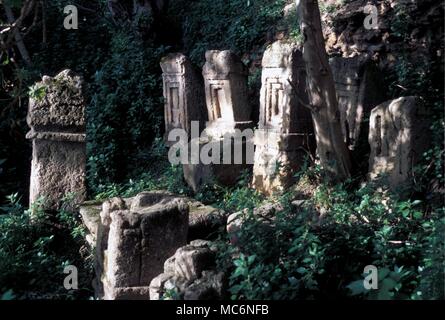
[226,202,282,245]
[149,240,226,300]
[79,200,102,247]
[202,50,252,138]
[26,69,86,210]
[99,192,189,300]
[182,134,254,192]
[253,41,315,195]
[187,200,226,242]
[160,53,207,143]
[173,240,216,281]
[182,51,253,191]
[368,96,430,189]
[330,55,385,150]
[183,271,226,300]
[85,190,224,299]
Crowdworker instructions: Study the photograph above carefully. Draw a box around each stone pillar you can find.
[160,53,207,144]
[330,55,385,150]
[182,51,253,192]
[368,96,430,190]
[26,70,86,211]
[252,41,315,195]
[99,192,189,300]
[202,50,252,137]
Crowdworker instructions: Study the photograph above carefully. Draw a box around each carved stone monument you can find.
[252,41,315,195]
[182,50,253,192]
[149,240,226,300]
[26,70,86,211]
[202,50,252,138]
[330,55,385,150]
[160,53,207,144]
[97,192,189,300]
[368,96,430,189]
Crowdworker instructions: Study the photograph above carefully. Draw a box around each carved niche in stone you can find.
[368,96,430,189]
[253,41,315,195]
[202,50,252,138]
[160,53,206,143]
[182,51,253,192]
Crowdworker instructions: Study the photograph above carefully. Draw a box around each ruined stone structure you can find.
[182,50,253,191]
[26,70,86,211]
[149,240,226,300]
[95,192,189,300]
[79,190,226,299]
[329,55,385,150]
[368,96,430,189]
[160,53,207,143]
[202,50,252,138]
[252,41,315,195]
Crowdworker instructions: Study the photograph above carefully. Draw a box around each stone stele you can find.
[26,69,86,211]
[202,50,252,137]
[99,192,189,300]
[160,53,207,144]
[253,41,315,195]
[183,50,253,191]
[368,96,430,190]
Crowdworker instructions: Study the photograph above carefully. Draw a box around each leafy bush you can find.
[0,194,93,300]
[168,0,286,65]
[86,31,168,193]
[91,138,193,200]
[217,175,445,300]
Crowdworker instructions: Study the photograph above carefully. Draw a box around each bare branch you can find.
[287,79,315,111]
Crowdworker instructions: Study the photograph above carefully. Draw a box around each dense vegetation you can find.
[0,0,443,300]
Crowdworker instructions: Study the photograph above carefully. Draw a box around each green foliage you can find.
[27,84,46,102]
[169,0,286,65]
[391,3,414,40]
[93,163,193,201]
[217,175,445,300]
[346,266,415,300]
[91,138,193,199]
[284,9,303,43]
[318,0,338,15]
[86,31,168,193]
[193,170,264,212]
[0,195,93,299]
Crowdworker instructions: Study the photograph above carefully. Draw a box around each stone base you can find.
[183,136,253,192]
[79,191,226,299]
[252,130,314,195]
[203,120,253,139]
[103,285,151,300]
[29,138,86,211]
[90,192,189,300]
[149,240,227,300]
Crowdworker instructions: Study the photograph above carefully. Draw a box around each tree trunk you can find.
[296,0,351,179]
[3,2,32,66]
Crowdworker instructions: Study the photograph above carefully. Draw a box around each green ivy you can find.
[86,31,168,193]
